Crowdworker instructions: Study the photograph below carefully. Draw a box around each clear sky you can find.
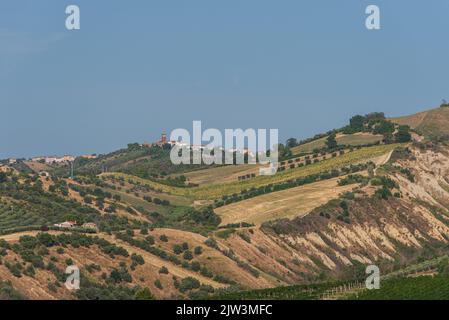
[1,0,449,158]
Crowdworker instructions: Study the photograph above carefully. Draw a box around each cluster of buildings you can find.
[53,220,98,231]
[31,155,76,164]
[29,154,97,165]
[146,133,255,157]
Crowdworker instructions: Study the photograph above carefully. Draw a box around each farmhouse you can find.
[79,154,97,159]
[54,220,77,229]
[82,222,98,231]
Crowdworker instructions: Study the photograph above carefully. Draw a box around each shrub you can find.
[183,250,193,261]
[131,253,145,265]
[190,261,201,272]
[159,266,169,274]
[204,238,218,249]
[145,236,155,245]
[179,277,200,292]
[173,244,183,255]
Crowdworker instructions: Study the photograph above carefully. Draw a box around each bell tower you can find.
[161,132,167,144]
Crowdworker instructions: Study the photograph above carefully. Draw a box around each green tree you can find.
[286,138,298,148]
[194,246,203,255]
[349,115,365,132]
[183,250,193,261]
[326,133,338,150]
[159,266,169,274]
[173,244,183,254]
[395,125,412,143]
[373,120,395,135]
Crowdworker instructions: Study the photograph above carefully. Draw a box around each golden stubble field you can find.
[215,176,358,226]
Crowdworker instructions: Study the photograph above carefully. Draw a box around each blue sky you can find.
[1,0,449,158]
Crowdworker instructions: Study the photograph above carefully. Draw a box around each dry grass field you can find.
[390,110,429,129]
[215,176,358,226]
[390,107,449,138]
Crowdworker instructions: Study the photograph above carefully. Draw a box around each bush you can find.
[179,277,201,292]
[204,238,219,249]
[173,244,183,255]
[375,187,392,200]
[159,266,169,274]
[183,250,193,261]
[131,253,145,265]
[190,261,201,272]
[194,246,203,255]
[145,236,155,245]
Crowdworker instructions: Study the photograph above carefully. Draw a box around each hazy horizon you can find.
[2,0,449,158]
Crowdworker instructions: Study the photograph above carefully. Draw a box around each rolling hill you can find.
[3,107,449,300]
[390,106,449,139]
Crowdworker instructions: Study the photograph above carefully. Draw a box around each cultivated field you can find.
[291,133,383,154]
[104,144,400,200]
[181,164,259,186]
[215,176,358,226]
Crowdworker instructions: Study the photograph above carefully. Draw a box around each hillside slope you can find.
[211,144,449,285]
[391,107,449,139]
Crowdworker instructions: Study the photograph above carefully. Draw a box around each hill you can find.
[50,144,216,184]
[4,107,449,300]
[291,133,384,155]
[390,106,449,139]
[105,144,399,200]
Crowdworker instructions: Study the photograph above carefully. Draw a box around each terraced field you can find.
[215,176,359,226]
